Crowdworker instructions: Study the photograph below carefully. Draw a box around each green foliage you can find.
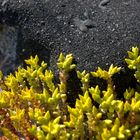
[0,47,140,139]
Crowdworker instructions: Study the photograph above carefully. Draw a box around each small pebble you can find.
[74,17,86,32]
[82,19,95,28]
[74,17,95,32]
[99,0,110,6]
[1,0,9,7]
[79,24,88,32]
[99,0,110,10]
[84,10,89,18]
[40,21,45,26]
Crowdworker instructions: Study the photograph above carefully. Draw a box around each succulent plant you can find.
[0,47,140,139]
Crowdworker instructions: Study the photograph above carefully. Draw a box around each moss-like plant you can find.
[0,47,140,139]
[125,47,140,82]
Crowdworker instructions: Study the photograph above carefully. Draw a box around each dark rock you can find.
[0,24,17,74]
[0,0,140,98]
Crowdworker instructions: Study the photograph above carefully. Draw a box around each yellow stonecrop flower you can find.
[125,47,140,82]
[10,108,25,122]
[91,64,121,81]
[0,47,140,139]
[57,53,76,72]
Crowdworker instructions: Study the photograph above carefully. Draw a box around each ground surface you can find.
[0,0,140,95]
[0,0,140,72]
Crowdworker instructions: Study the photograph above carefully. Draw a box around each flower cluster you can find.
[0,47,140,139]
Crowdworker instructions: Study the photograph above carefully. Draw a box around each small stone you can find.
[83,19,95,28]
[40,21,45,26]
[99,0,110,7]
[74,17,87,32]
[84,10,89,18]
[79,24,88,32]
[1,0,9,7]
[99,0,110,10]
